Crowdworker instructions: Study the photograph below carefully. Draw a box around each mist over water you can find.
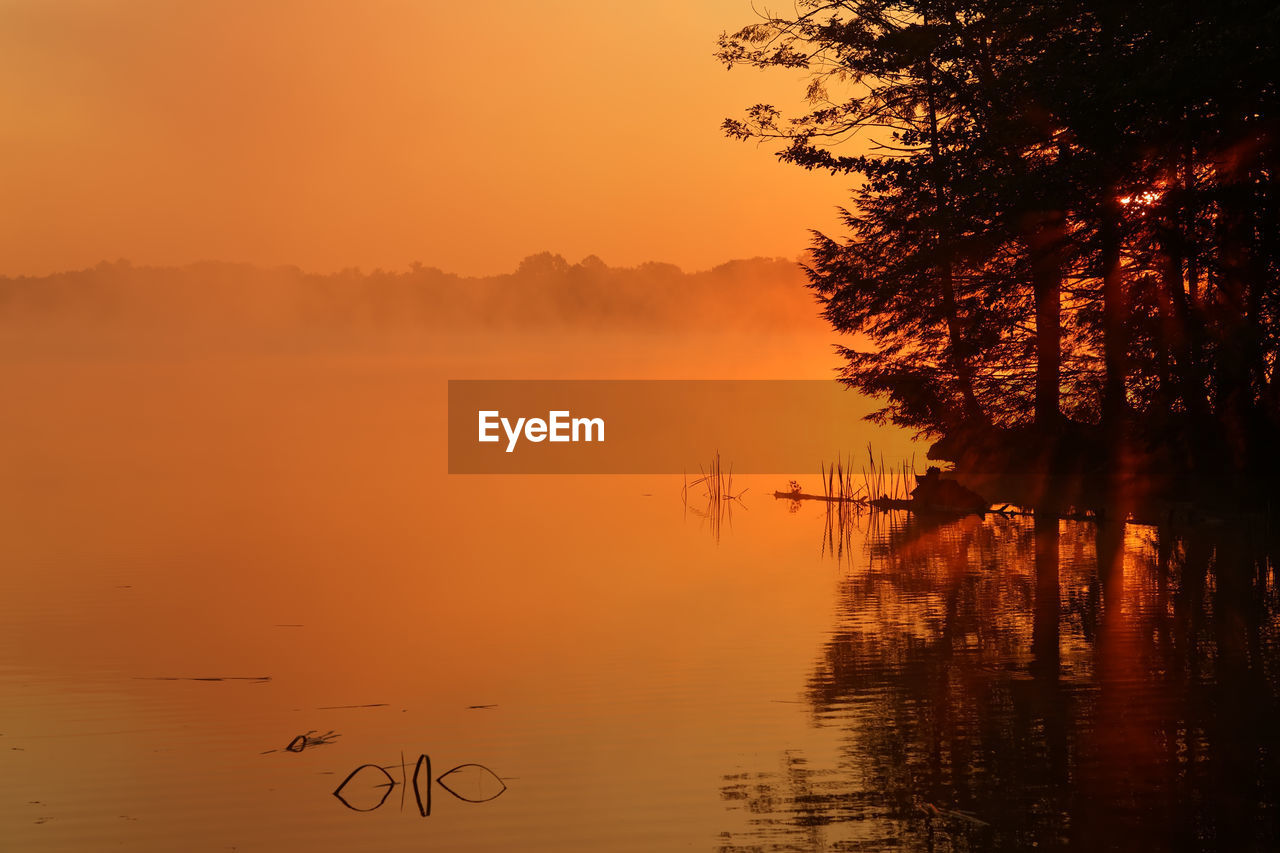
[3,260,1277,852]
[0,257,864,851]
[0,256,826,359]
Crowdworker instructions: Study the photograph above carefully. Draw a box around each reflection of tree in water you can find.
[719,513,1280,852]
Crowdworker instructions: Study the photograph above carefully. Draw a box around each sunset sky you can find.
[0,0,849,277]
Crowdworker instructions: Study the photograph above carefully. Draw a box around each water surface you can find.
[2,342,1277,851]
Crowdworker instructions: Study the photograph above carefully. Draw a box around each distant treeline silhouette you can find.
[0,254,818,336]
[721,1,1280,493]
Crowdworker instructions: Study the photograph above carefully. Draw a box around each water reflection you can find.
[333,753,507,817]
[721,513,1280,852]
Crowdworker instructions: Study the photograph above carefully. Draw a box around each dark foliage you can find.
[721,0,1280,483]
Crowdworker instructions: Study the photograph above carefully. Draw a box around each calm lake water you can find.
[2,340,1278,851]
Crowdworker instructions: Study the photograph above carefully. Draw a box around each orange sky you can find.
[0,0,849,277]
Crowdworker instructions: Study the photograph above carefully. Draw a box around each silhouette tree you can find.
[721,0,1280,492]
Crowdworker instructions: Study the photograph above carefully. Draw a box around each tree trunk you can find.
[1213,144,1258,469]
[1026,210,1065,429]
[1100,194,1128,430]
[1158,175,1210,431]
[922,30,985,426]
